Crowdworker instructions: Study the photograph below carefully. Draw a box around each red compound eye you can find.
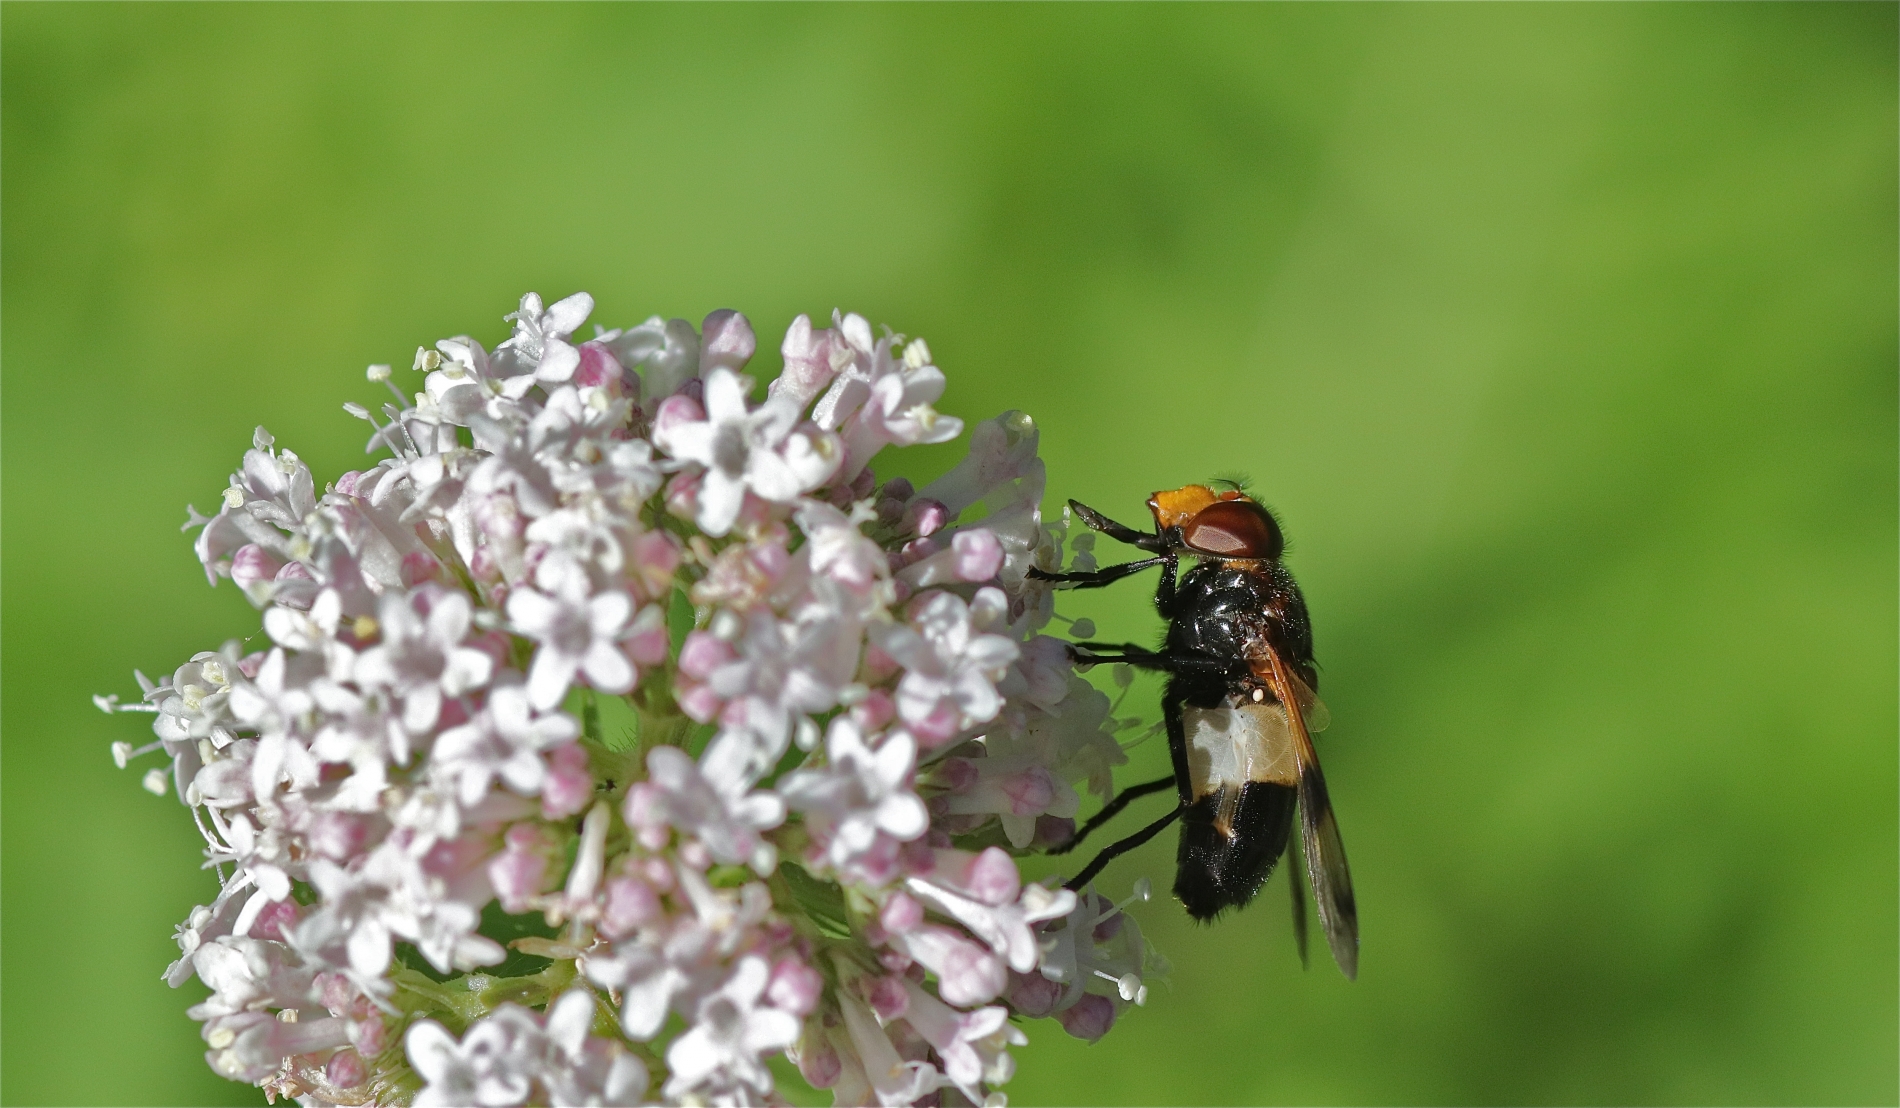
[1181,499,1282,559]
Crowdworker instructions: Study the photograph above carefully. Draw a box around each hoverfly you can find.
[1029,483,1359,979]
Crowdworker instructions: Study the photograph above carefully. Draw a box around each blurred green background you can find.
[3,4,1894,1105]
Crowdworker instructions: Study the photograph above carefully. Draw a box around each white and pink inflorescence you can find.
[101,293,1164,1107]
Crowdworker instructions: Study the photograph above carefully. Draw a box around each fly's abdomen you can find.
[1175,783,1296,920]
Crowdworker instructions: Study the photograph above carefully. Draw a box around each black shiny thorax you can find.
[1161,560,1317,701]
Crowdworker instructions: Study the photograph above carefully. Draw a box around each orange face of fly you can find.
[1147,484,1284,561]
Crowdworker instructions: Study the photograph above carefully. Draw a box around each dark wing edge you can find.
[1263,648,1360,980]
[1286,827,1311,970]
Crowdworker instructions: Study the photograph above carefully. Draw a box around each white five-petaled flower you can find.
[653,366,841,536]
[625,745,785,875]
[352,587,494,734]
[498,290,595,386]
[507,558,640,711]
[431,684,581,805]
[873,587,1021,742]
[779,718,927,884]
[662,955,801,1102]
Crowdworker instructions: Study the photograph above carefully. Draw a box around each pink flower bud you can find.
[1005,970,1065,1018]
[271,561,318,610]
[653,394,707,441]
[910,702,963,747]
[861,643,900,684]
[679,631,735,679]
[639,857,675,891]
[951,528,1005,582]
[334,471,364,497]
[959,847,1022,907]
[898,536,942,566]
[766,957,823,1016]
[902,924,1005,1007]
[628,530,681,599]
[399,551,440,587]
[473,493,526,541]
[306,813,369,860]
[325,1049,366,1089]
[796,1031,842,1090]
[1008,765,1058,814]
[250,898,300,942]
[541,745,592,820]
[1057,993,1118,1042]
[230,545,286,590]
[573,341,627,391]
[850,689,896,732]
[880,891,924,934]
[600,876,662,938]
[349,1015,386,1056]
[866,974,909,1022]
[624,784,667,841]
[488,830,551,913]
[468,545,500,583]
[903,498,950,538]
[317,974,353,1016]
[700,309,756,373]
[663,470,701,521]
[676,683,724,725]
[1033,815,1078,850]
[931,757,979,792]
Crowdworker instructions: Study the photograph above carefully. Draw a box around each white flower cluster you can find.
[102,293,1165,1107]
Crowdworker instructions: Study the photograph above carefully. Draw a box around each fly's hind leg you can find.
[1049,775,1177,856]
[1063,804,1185,891]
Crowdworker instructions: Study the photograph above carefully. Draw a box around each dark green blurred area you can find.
[3,4,1893,1105]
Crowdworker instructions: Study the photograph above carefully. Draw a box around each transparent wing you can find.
[1283,666,1330,732]
[1262,648,1358,980]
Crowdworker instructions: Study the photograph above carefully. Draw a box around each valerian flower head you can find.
[103,291,1165,1106]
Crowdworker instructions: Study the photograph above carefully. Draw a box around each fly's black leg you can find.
[1070,642,1229,676]
[1163,684,1193,806]
[1028,557,1165,590]
[1049,775,1177,856]
[1063,804,1184,891]
[1069,500,1165,551]
[1153,548,1181,618]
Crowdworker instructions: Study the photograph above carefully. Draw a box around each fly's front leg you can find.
[1027,557,1165,590]
[1153,548,1180,618]
[1069,641,1227,675]
[1068,500,1165,551]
